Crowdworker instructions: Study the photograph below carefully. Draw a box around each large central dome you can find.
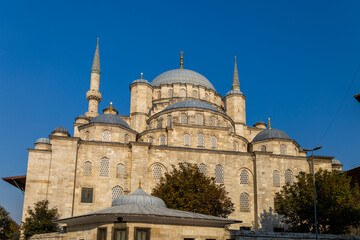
[151,69,216,91]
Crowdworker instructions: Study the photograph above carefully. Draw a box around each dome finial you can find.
[232,56,240,91]
[180,51,184,69]
[268,117,271,129]
[139,179,142,189]
[141,72,143,79]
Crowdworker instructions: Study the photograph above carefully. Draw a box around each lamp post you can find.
[302,145,322,240]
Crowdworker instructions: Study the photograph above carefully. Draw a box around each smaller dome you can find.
[253,121,267,127]
[225,89,242,96]
[253,129,290,142]
[35,138,50,144]
[53,127,69,134]
[112,188,166,208]
[90,114,130,129]
[103,104,118,115]
[163,100,220,113]
[332,159,342,165]
[75,114,90,120]
[132,79,150,84]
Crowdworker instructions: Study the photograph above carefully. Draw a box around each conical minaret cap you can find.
[232,56,240,90]
[91,38,100,73]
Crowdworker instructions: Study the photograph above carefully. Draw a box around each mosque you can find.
[4,39,343,238]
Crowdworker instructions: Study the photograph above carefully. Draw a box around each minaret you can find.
[85,38,102,118]
[223,56,246,136]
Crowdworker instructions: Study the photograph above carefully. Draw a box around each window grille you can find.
[233,141,239,151]
[157,118,163,128]
[240,170,249,185]
[260,145,266,152]
[285,169,293,184]
[168,89,173,98]
[153,164,162,180]
[148,136,153,144]
[112,185,123,200]
[273,170,280,187]
[280,145,287,155]
[184,134,191,146]
[192,90,198,98]
[180,113,188,124]
[197,133,205,147]
[240,192,250,212]
[211,136,217,149]
[124,134,129,143]
[85,131,90,140]
[180,88,186,97]
[103,130,111,141]
[100,158,110,177]
[215,164,224,183]
[159,135,166,145]
[83,161,92,176]
[167,115,172,127]
[195,113,203,125]
[198,163,207,176]
[210,116,216,126]
[116,163,125,178]
[157,91,161,99]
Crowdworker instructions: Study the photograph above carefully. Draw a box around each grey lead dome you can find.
[151,69,216,91]
[112,188,166,208]
[90,114,130,128]
[35,138,51,144]
[163,100,220,113]
[53,127,69,134]
[252,129,290,142]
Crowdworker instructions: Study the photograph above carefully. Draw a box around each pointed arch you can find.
[240,192,251,212]
[112,185,123,200]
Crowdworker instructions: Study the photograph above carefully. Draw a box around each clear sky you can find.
[1,0,360,223]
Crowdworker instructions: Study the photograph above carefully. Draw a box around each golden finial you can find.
[141,72,143,79]
[268,117,271,129]
[109,102,113,114]
[139,179,142,189]
[180,51,184,69]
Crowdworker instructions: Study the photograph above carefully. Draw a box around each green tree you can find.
[0,205,20,239]
[22,200,59,239]
[275,169,360,234]
[151,163,234,218]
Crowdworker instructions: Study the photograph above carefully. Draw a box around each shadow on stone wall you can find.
[257,207,288,232]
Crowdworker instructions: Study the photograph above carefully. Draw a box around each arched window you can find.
[99,158,110,177]
[260,145,266,152]
[153,164,162,180]
[280,144,287,155]
[215,164,224,183]
[233,141,239,151]
[116,163,125,178]
[184,134,191,146]
[197,133,205,147]
[240,170,249,185]
[167,115,172,127]
[83,161,92,176]
[168,89,173,98]
[285,169,293,184]
[157,91,161,99]
[112,185,123,200]
[159,135,166,145]
[85,131,90,140]
[180,88,186,97]
[195,113,203,125]
[103,130,111,141]
[192,90,198,98]
[148,136,154,144]
[240,192,251,212]
[211,136,217,149]
[205,93,209,101]
[273,170,280,187]
[180,113,188,124]
[198,163,207,176]
[210,116,216,126]
[124,134,130,143]
[157,118,163,128]
[218,120,225,127]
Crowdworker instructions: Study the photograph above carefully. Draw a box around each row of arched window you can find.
[154,114,225,129]
[157,89,210,100]
[84,130,131,143]
[260,144,287,155]
[83,159,126,178]
[184,133,217,148]
[273,169,293,187]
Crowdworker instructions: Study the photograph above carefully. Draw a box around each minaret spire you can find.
[91,38,100,73]
[232,56,240,91]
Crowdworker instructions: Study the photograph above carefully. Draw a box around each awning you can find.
[2,175,26,192]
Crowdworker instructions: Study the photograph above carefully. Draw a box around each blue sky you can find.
[1,0,360,223]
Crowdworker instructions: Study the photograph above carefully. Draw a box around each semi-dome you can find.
[53,127,69,134]
[112,188,166,208]
[163,100,220,113]
[35,138,51,144]
[90,114,130,128]
[332,159,342,165]
[132,79,150,84]
[151,69,216,91]
[253,129,290,142]
[75,114,90,120]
